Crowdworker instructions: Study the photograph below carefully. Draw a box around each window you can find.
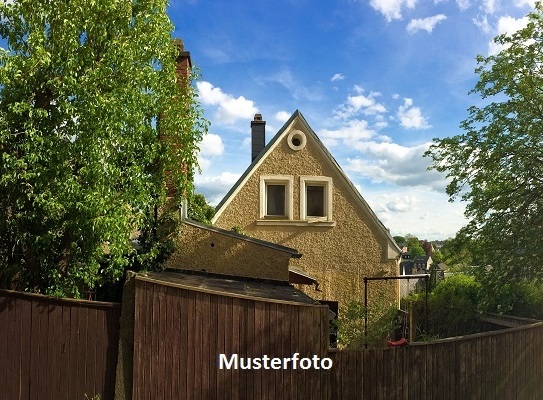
[259,175,293,219]
[287,130,307,151]
[300,176,333,221]
[306,185,325,217]
[266,184,286,216]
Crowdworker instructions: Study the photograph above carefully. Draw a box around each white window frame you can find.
[259,175,294,219]
[300,176,333,222]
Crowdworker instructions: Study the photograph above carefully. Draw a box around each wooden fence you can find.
[331,321,543,400]
[0,289,121,400]
[132,276,332,400]
[3,278,543,400]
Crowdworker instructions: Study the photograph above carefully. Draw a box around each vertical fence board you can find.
[19,298,32,400]
[0,290,119,400]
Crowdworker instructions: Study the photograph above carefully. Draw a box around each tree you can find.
[0,0,206,296]
[426,2,543,290]
[393,236,406,248]
[188,193,216,224]
[406,235,426,258]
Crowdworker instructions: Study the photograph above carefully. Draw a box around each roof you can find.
[137,269,321,306]
[183,218,302,258]
[212,110,401,258]
[288,267,319,287]
[413,255,431,263]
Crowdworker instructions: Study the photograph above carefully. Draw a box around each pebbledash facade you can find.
[212,111,401,310]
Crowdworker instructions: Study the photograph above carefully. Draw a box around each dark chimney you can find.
[251,114,266,162]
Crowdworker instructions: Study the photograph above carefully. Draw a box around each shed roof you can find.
[138,269,321,306]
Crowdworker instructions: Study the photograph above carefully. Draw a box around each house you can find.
[412,255,433,272]
[211,111,401,310]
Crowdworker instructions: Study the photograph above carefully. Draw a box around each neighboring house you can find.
[412,255,433,272]
[211,111,401,309]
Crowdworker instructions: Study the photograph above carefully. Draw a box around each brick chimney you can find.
[162,38,192,198]
[172,38,192,85]
[251,114,266,162]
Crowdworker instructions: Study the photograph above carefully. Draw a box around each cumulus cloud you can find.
[197,133,224,170]
[196,81,258,124]
[335,86,387,119]
[194,172,241,205]
[369,0,417,21]
[397,98,431,129]
[344,141,445,189]
[488,15,530,55]
[199,133,224,157]
[331,73,345,82]
[274,111,291,122]
[385,195,419,212]
[365,190,467,239]
[407,14,447,34]
[319,119,378,147]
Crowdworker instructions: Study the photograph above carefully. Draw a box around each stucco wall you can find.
[165,222,291,282]
[214,118,399,310]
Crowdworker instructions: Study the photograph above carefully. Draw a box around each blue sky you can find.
[170,0,536,240]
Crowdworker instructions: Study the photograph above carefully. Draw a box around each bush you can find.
[407,274,483,339]
[336,301,400,348]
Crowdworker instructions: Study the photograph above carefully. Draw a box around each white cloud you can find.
[331,73,345,82]
[515,0,535,7]
[365,189,467,239]
[199,133,224,157]
[488,15,530,55]
[196,81,258,124]
[369,0,417,22]
[274,111,291,122]
[319,119,378,147]
[397,98,431,129]
[335,87,387,119]
[483,0,496,14]
[195,171,241,205]
[197,133,224,171]
[385,195,418,212]
[407,14,447,34]
[345,141,445,189]
[473,14,491,33]
[456,0,471,11]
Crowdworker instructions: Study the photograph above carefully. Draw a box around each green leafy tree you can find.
[426,3,543,291]
[393,235,406,248]
[188,193,215,224]
[406,235,426,258]
[439,230,476,272]
[0,0,206,296]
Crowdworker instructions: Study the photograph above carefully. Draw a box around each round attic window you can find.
[287,130,307,151]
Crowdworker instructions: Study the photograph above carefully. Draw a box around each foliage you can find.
[336,301,401,348]
[0,0,207,296]
[478,281,543,319]
[393,235,406,248]
[425,2,543,291]
[406,235,426,258]
[406,274,483,339]
[187,192,215,224]
[438,229,476,273]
